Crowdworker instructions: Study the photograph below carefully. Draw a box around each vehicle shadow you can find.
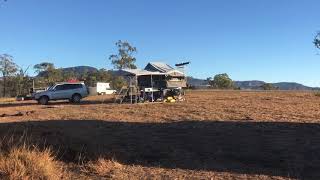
[0,98,115,108]
[0,120,319,179]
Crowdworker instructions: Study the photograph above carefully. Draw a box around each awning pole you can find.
[151,75,154,102]
[135,75,138,103]
[130,77,133,104]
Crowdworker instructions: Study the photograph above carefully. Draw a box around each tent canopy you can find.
[119,69,166,76]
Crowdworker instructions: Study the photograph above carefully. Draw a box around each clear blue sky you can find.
[1,0,320,86]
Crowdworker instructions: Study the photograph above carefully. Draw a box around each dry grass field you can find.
[1,90,320,179]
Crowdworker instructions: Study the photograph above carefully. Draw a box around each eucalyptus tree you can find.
[109,40,137,69]
[0,54,18,97]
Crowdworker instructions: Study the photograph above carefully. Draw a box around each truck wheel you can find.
[38,96,49,105]
[71,94,82,103]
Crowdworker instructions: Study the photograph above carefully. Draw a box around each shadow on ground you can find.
[0,98,115,108]
[0,120,319,179]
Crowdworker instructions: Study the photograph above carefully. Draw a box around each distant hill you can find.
[188,78,319,90]
[61,66,98,75]
[187,77,208,87]
[234,81,319,90]
[273,82,318,90]
[233,81,265,90]
[38,66,98,77]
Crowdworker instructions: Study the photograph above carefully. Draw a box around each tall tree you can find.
[314,32,320,49]
[16,65,31,95]
[109,40,137,69]
[34,62,63,86]
[33,62,55,74]
[0,54,18,97]
[209,73,235,89]
[44,65,62,85]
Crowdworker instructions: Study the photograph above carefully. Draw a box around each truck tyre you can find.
[38,96,49,105]
[71,94,82,103]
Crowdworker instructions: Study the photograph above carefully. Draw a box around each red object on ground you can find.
[67,79,79,83]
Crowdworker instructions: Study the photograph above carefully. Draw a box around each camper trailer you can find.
[114,62,186,103]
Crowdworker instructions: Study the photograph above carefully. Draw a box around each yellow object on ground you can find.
[163,96,176,103]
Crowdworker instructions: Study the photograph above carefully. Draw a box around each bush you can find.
[315,91,320,97]
[208,73,235,89]
[84,158,123,177]
[260,83,278,90]
[0,134,67,180]
[0,146,63,180]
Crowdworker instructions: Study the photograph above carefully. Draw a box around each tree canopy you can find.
[109,40,137,69]
[33,62,55,74]
[0,54,18,97]
[0,54,17,77]
[260,83,278,90]
[208,73,235,89]
[314,32,320,49]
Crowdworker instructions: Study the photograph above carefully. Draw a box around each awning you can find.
[118,69,166,76]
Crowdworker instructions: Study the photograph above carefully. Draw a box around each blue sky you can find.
[1,0,320,86]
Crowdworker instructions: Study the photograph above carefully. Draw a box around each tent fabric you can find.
[118,62,184,77]
[166,69,185,77]
[167,81,187,88]
[119,69,166,76]
[144,62,175,73]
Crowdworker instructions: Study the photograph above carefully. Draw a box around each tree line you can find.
[205,73,277,90]
[0,40,137,97]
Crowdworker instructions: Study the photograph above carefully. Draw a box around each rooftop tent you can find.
[116,61,187,89]
[118,68,166,76]
[144,62,187,88]
[144,62,175,73]
[145,62,185,77]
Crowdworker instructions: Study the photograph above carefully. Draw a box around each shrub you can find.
[208,73,236,89]
[0,134,66,180]
[84,158,123,177]
[260,83,278,90]
[0,145,63,180]
[315,91,320,97]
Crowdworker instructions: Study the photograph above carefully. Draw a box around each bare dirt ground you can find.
[1,90,320,179]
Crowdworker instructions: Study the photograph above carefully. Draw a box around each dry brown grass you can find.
[0,98,15,103]
[0,145,64,180]
[84,158,286,180]
[1,90,320,123]
[84,158,123,178]
[314,91,320,97]
[1,91,320,179]
[0,133,68,180]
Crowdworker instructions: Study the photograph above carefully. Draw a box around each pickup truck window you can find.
[53,84,83,91]
[54,85,64,91]
[64,84,82,90]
